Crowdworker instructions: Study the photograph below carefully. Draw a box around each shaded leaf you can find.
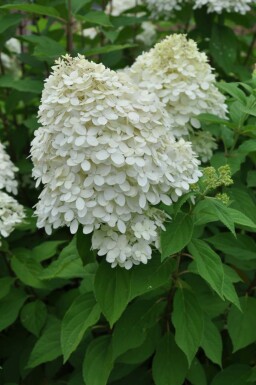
[152,333,188,385]
[161,213,194,260]
[83,335,113,385]
[61,292,101,362]
[172,289,204,366]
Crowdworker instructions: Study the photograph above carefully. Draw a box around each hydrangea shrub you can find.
[0,1,256,385]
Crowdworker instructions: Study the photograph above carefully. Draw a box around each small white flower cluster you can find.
[31,54,201,268]
[136,21,157,46]
[92,208,167,269]
[144,0,254,17]
[0,141,25,245]
[106,0,140,15]
[190,131,217,163]
[126,34,227,161]
[0,38,21,77]
[0,142,18,195]
[193,0,254,14]
[144,0,184,19]
[0,191,25,240]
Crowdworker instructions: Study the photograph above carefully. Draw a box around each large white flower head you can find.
[127,34,227,141]
[0,191,25,241]
[193,0,254,14]
[144,0,184,19]
[0,142,18,195]
[31,54,201,251]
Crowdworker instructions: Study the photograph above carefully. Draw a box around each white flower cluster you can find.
[31,54,201,268]
[144,0,184,19]
[126,34,227,161]
[0,142,18,195]
[0,38,21,77]
[136,21,157,46]
[0,191,25,240]
[190,131,217,163]
[106,0,140,15]
[0,141,25,245]
[193,0,254,14]
[92,208,168,268]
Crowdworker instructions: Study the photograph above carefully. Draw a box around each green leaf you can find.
[228,208,256,230]
[206,199,236,236]
[20,300,47,337]
[40,238,85,280]
[172,289,204,366]
[217,82,247,103]
[94,261,131,326]
[222,273,241,310]
[27,316,62,368]
[80,11,113,27]
[0,4,61,18]
[0,75,43,94]
[118,324,160,364]
[211,364,252,385]
[11,249,47,289]
[247,171,256,187]
[0,288,27,331]
[229,188,256,226]
[84,44,136,57]
[69,0,92,14]
[238,139,256,154]
[61,292,101,362]
[200,316,222,366]
[32,241,67,262]
[161,213,194,260]
[112,300,165,359]
[0,14,23,34]
[152,333,188,385]
[210,25,238,74]
[129,256,175,300]
[83,335,113,385]
[227,297,256,352]
[188,239,225,299]
[22,35,65,62]
[186,358,207,385]
[198,113,234,127]
[207,233,256,260]
[0,277,15,300]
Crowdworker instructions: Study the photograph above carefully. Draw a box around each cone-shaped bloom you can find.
[31,55,201,268]
[126,34,227,161]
